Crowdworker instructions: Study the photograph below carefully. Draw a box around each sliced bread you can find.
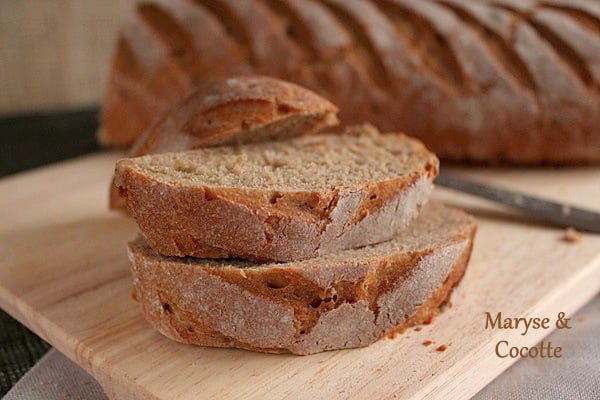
[128,202,476,355]
[116,125,439,262]
[110,75,338,209]
[129,76,339,156]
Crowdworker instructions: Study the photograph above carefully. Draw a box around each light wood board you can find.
[0,153,598,400]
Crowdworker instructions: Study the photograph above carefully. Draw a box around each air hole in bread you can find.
[204,189,217,201]
[309,298,322,308]
[269,192,283,204]
[162,303,172,314]
[266,275,290,289]
[369,194,377,200]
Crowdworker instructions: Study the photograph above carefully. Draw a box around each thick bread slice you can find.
[116,125,439,262]
[110,75,338,209]
[128,203,476,355]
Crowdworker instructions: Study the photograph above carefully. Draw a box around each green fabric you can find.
[0,310,50,396]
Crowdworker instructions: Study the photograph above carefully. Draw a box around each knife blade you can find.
[436,173,600,233]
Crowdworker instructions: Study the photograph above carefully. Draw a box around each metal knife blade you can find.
[436,173,600,233]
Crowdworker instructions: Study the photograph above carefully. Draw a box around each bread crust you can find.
[101,0,600,164]
[129,76,339,156]
[128,203,476,355]
[115,129,439,262]
[109,76,339,210]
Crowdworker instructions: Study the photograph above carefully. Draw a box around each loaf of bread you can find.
[101,0,600,164]
[116,126,439,262]
[109,75,338,209]
[128,202,476,355]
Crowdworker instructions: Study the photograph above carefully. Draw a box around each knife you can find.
[436,173,600,233]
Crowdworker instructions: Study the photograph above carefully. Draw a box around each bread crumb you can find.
[436,344,448,352]
[423,340,433,346]
[414,326,422,332]
[562,227,582,243]
[130,289,138,301]
[387,331,399,339]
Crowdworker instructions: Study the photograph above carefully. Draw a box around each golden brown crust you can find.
[109,76,339,210]
[128,203,477,355]
[115,130,439,262]
[128,75,338,156]
[101,0,600,164]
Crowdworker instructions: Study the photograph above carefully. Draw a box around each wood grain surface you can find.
[0,153,598,399]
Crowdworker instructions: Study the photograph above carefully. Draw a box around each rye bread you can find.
[101,0,600,164]
[115,125,439,262]
[128,202,476,355]
[109,75,338,209]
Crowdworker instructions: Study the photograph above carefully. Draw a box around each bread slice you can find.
[110,76,338,209]
[116,125,439,262]
[129,76,339,156]
[128,203,476,355]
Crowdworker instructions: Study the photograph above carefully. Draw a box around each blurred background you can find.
[0,1,138,177]
[0,1,138,395]
[0,1,139,114]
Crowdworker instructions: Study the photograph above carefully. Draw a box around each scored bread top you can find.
[129,75,339,157]
[117,125,436,192]
[101,0,600,164]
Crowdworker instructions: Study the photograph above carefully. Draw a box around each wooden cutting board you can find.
[0,153,598,400]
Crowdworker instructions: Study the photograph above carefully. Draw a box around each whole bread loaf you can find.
[115,126,439,262]
[109,75,338,209]
[101,0,600,164]
[128,202,476,355]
